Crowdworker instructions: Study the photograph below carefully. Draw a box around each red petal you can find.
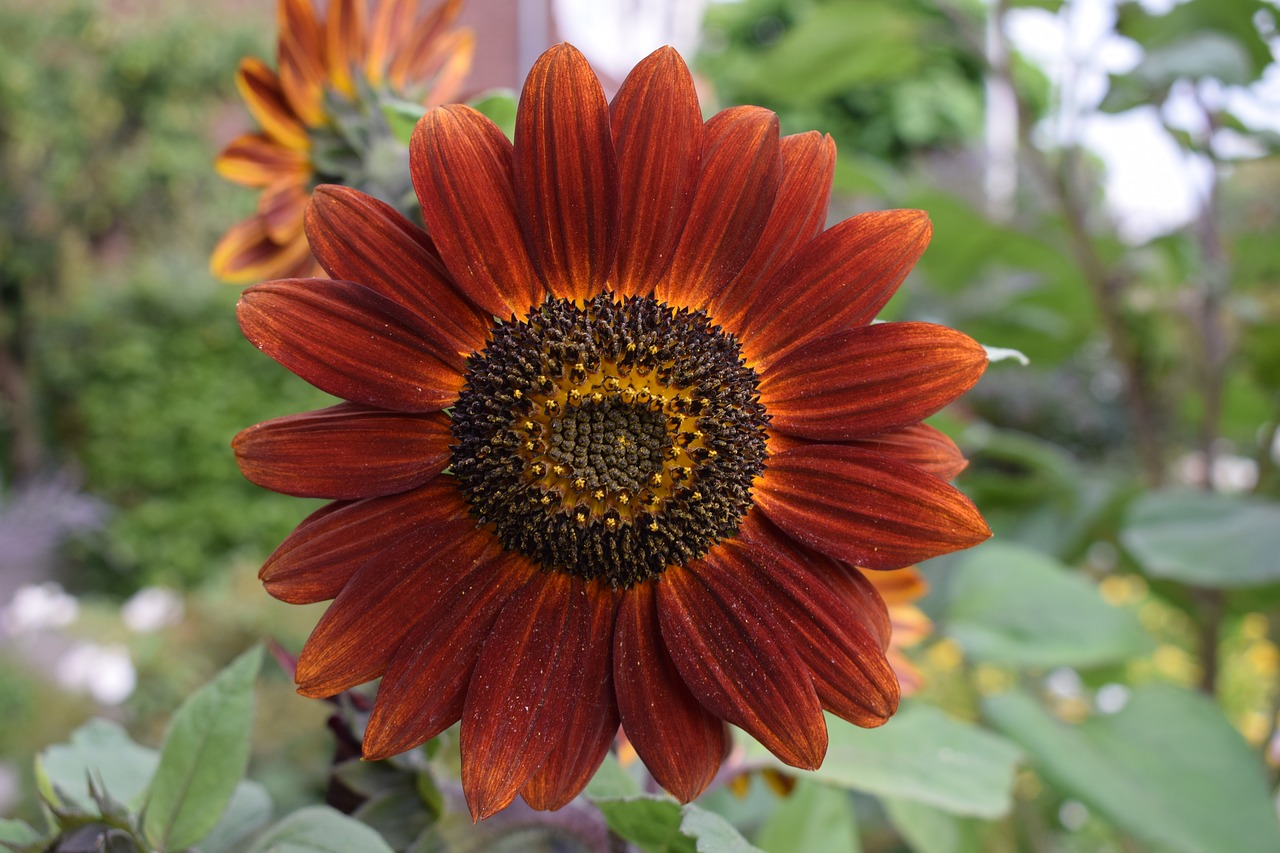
[761,322,988,440]
[614,581,729,803]
[708,131,835,331]
[236,57,308,150]
[215,133,310,188]
[756,444,991,571]
[362,551,536,760]
[514,44,618,302]
[657,562,827,770]
[609,46,702,298]
[306,185,491,361]
[233,403,451,499]
[237,278,464,412]
[521,583,620,810]
[735,210,932,369]
[259,179,308,243]
[293,482,496,696]
[258,501,355,604]
[654,106,780,312]
[846,423,969,481]
[713,540,898,727]
[210,215,313,284]
[276,0,327,125]
[411,104,543,319]
[461,572,595,820]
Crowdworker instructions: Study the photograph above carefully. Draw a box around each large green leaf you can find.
[756,780,859,853]
[984,685,1280,853]
[882,798,986,853]
[1121,490,1280,587]
[743,704,1021,818]
[35,718,159,813]
[244,805,394,853]
[199,780,273,853]
[143,645,263,851]
[945,542,1151,667]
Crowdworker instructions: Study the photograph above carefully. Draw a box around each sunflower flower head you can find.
[234,43,992,821]
[211,0,473,284]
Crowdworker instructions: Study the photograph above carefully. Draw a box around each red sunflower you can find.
[211,0,473,284]
[234,44,991,820]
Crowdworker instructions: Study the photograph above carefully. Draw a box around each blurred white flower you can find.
[56,643,136,705]
[122,587,185,633]
[1,582,79,635]
[1095,683,1131,714]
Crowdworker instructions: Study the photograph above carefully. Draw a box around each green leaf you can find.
[381,98,427,146]
[468,89,518,141]
[945,542,1152,667]
[0,819,45,850]
[583,753,643,799]
[143,645,263,851]
[680,804,763,853]
[743,705,1021,818]
[1121,491,1280,587]
[756,780,858,853]
[244,805,395,853]
[199,780,273,853]
[984,685,1280,853]
[882,798,986,853]
[594,797,696,853]
[36,718,159,813]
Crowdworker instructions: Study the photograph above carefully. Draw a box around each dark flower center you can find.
[450,294,769,588]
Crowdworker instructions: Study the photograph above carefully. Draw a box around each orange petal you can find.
[362,551,536,760]
[233,403,452,499]
[514,44,618,302]
[760,321,988,440]
[609,46,703,298]
[654,106,780,312]
[846,423,969,481]
[658,561,827,771]
[461,573,595,821]
[236,57,309,150]
[258,178,309,244]
[277,0,328,125]
[215,133,310,188]
[863,565,930,607]
[419,28,474,106]
[294,482,494,696]
[614,581,730,804]
[521,583,620,811]
[324,0,366,99]
[756,444,991,571]
[305,185,491,362]
[711,539,898,727]
[388,0,461,89]
[364,0,417,87]
[735,209,932,369]
[237,278,465,411]
[708,132,835,332]
[210,215,312,284]
[411,105,544,319]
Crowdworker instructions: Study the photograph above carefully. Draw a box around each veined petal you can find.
[259,178,309,243]
[238,279,465,412]
[233,403,452,499]
[608,46,702,298]
[411,104,543,319]
[614,581,729,803]
[215,133,310,188]
[736,210,932,369]
[658,561,827,770]
[654,106,780,312]
[362,551,536,760]
[761,322,988,440]
[846,423,969,481]
[294,481,495,696]
[210,215,312,284]
[514,44,619,302]
[756,444,991,571]
[324,0,366,98]
[709,131,836,332]
[236,57,309,150]
[277,0,327,125]
[306,185,491,361]
[258,500,354,604]
[713,540,898,727]
[521,583,620,810]
[461,573,594,821]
